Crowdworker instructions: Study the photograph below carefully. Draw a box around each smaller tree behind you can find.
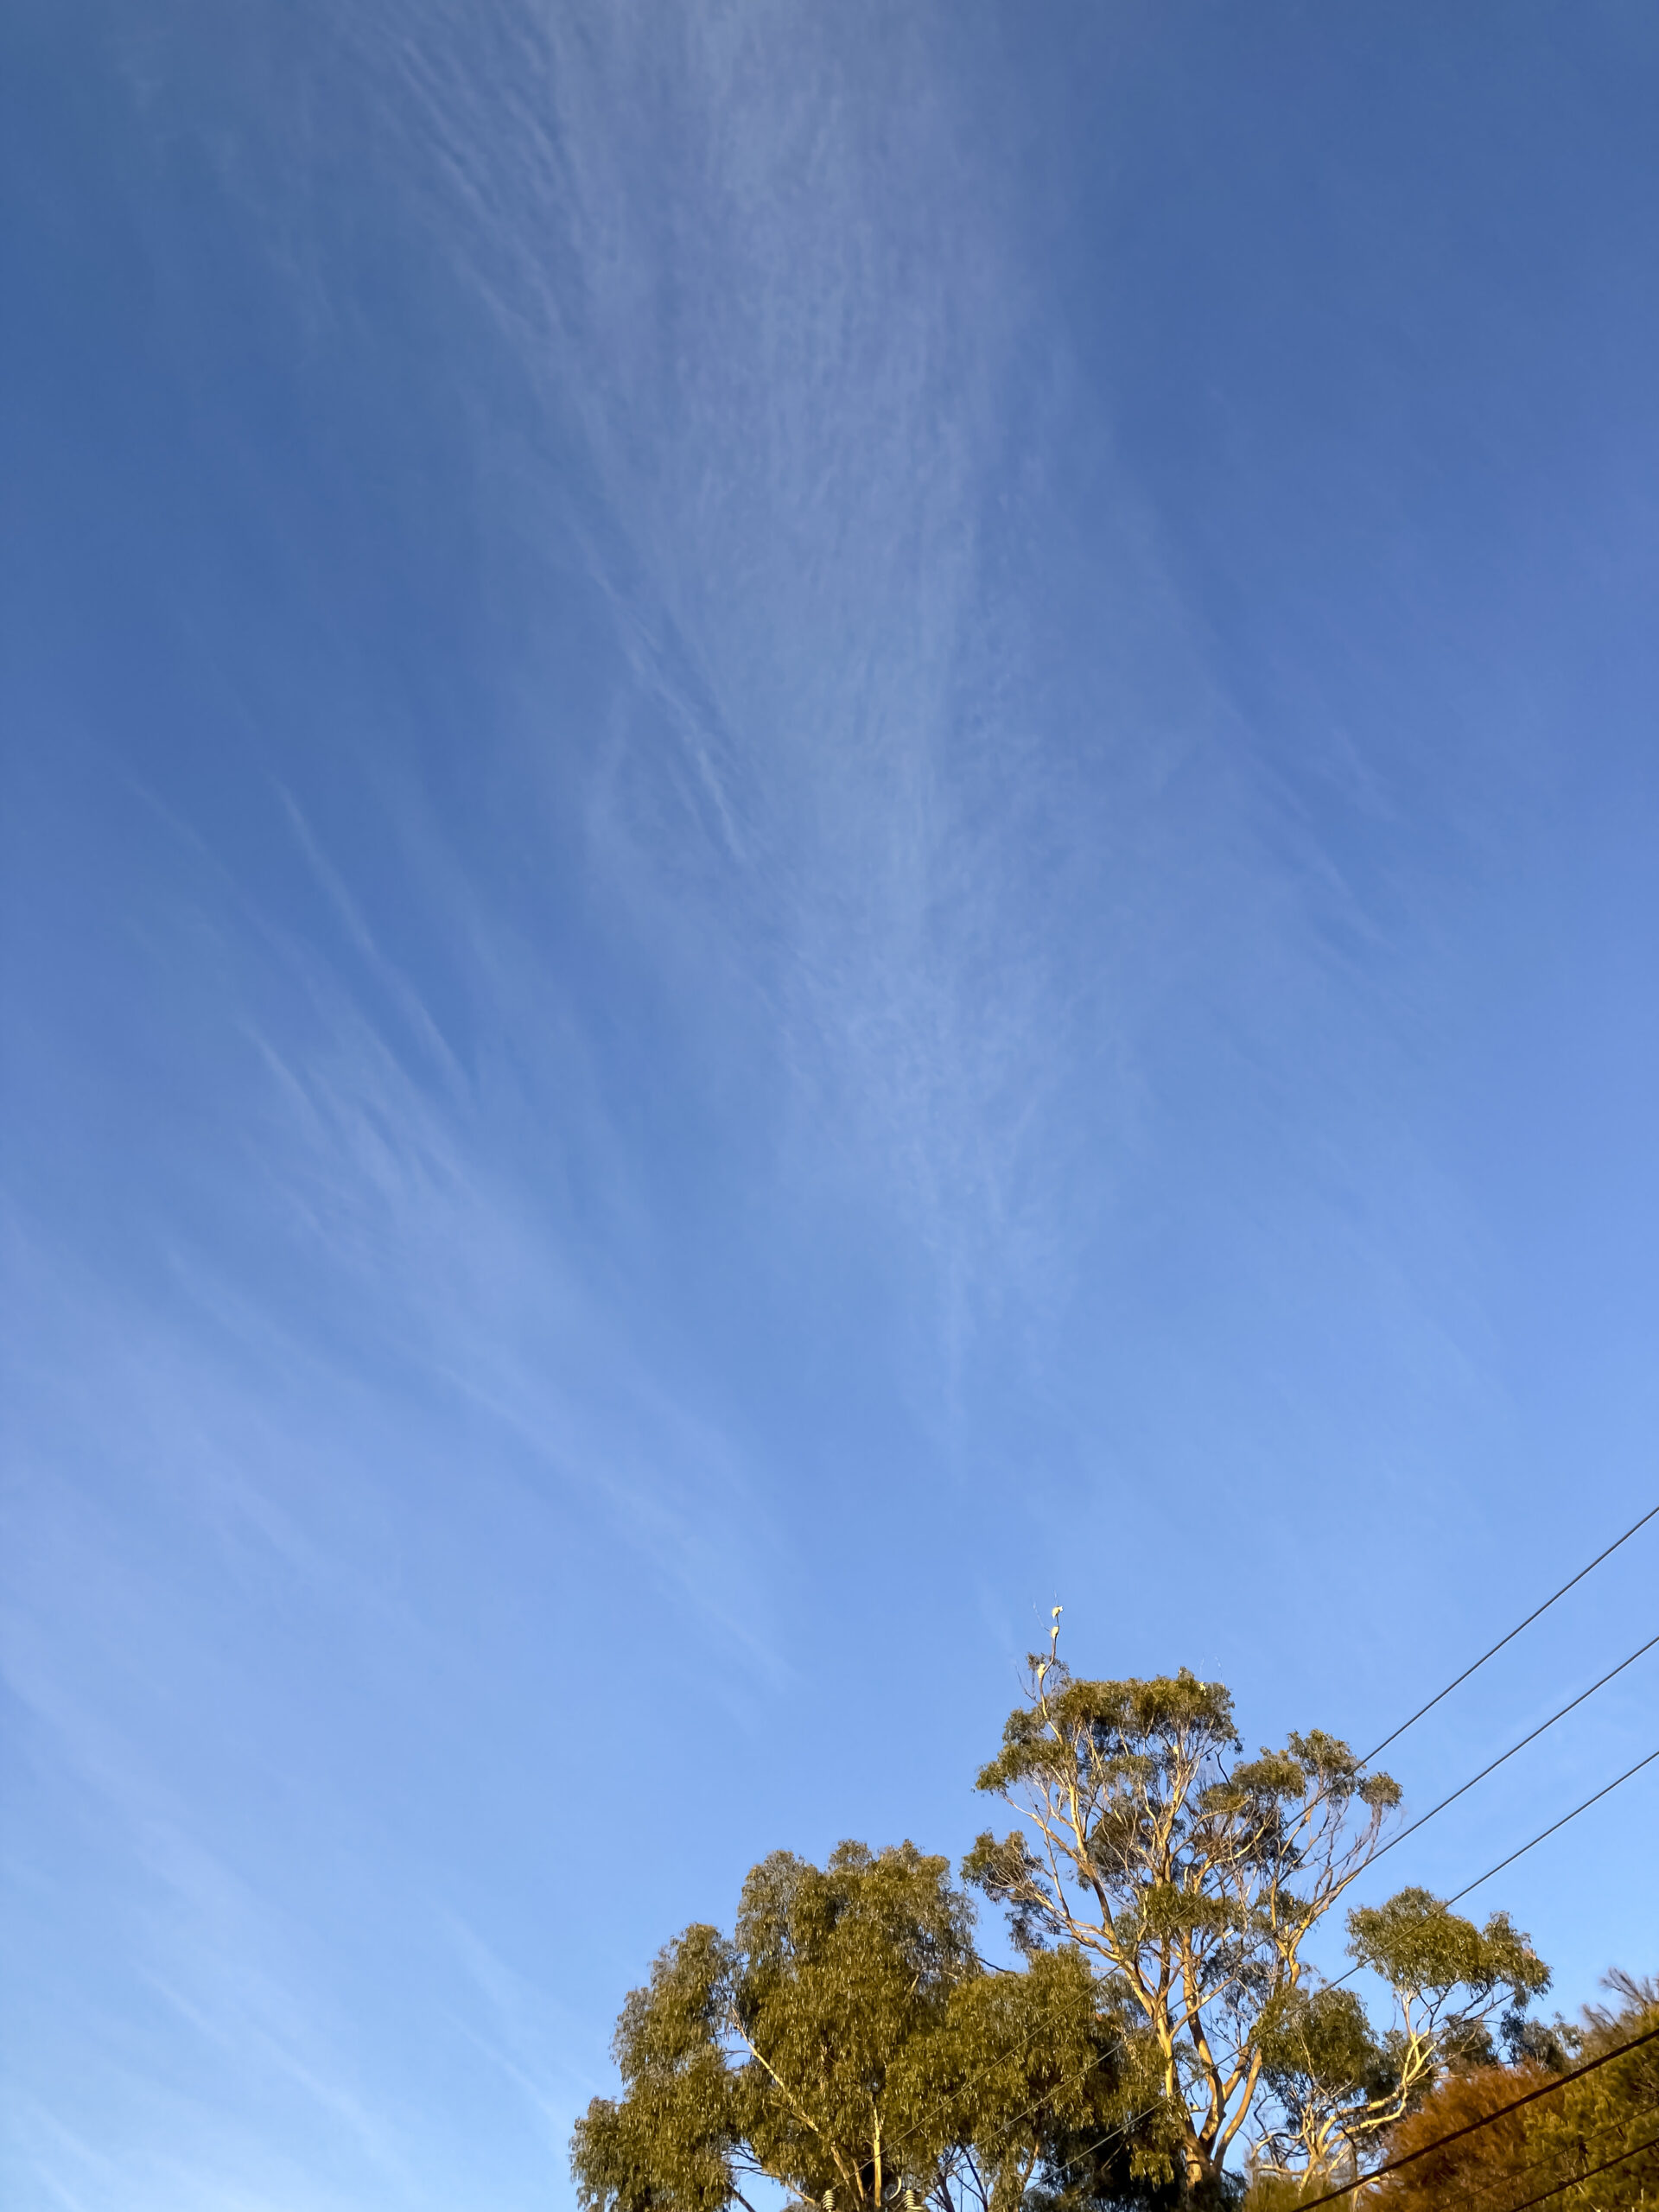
[1254,1888,1551,2177]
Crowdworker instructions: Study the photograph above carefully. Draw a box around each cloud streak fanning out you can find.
[289,0,1332,1375]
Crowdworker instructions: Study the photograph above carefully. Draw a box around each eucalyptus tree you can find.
[571,1840,1166,2212]
[964,1645,1545,2196]
[575,1642,1554,2210]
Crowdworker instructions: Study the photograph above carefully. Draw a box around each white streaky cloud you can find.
[267,779,469,1094]
[224,946,791,1671]
[7,2097,114,2212]
[440,1911,595,2141]
[0,1640,409,2202]
[5,917,792,1678]
[414,3,1427,1410]
[148,0,1409,1414]
[302,0,1160,1369]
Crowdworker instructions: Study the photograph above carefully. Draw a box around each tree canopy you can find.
[572,1840,1166,2212]
[967,1649,1416,2190]
[572,1639,1598,2212]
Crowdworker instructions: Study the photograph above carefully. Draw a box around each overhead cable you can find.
[1357,1500,1659,1767]
[1463,2122,1659,2212]
[1325,1739,1659,1993]
[1363,1630,1659,1868]
[1442,1743,1659,1906]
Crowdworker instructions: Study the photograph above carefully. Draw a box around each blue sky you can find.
[4,3,1659,2207]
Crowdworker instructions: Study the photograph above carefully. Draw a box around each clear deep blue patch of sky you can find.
[3,4,1658,2208]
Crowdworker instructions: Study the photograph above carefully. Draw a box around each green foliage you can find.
[1255,1986,1391,2112]
[968,1656,1410,2191]
[732,1842,973,2201]
[1246,1889,1551,2176]
[975,1671,1241,1802]
[572,1840,1160,2212]
[571,1922,741,2212]
[1345,1888,1549,2022]
[575,1641,1563,2212]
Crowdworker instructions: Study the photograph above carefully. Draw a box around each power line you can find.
[1292,2020,1659,2212]
[1357,1501,1659,1767]
[1285,1503,1656,1849]
[1324,1739,1659,1993]
[1443,1743,1659,1907]
[1363,1630,1659,1869]
[1456,2120,1659,2212]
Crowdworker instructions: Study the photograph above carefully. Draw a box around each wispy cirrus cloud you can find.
[276,0,1246,1381]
